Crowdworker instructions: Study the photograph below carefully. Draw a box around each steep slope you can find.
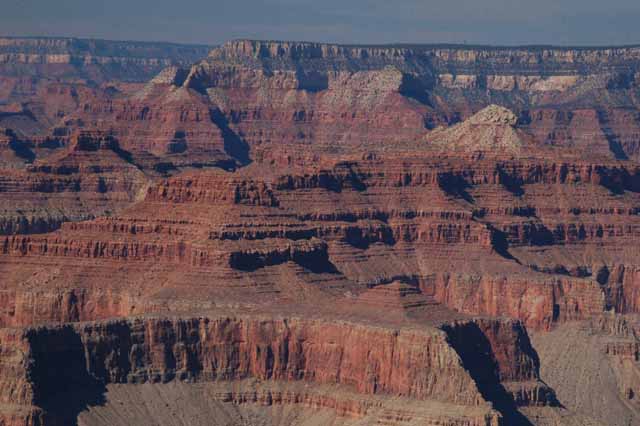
[530,314,640,426]
[425,105,530,153]
[1,314,560,426]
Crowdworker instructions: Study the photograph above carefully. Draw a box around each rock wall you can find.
[430,274,606,330]
[0,315,552,425]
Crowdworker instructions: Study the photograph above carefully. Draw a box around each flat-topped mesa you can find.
[184,54,411,94]
[0,37,210,82]
[0,37,75,51]
[356,281,432,310]
[210,39,640,73]
[187,40,433,93]
[211,40,414,62]
[429,45,640,72]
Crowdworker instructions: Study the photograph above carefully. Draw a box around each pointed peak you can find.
[468,104,518,126]
[426,105,526,154]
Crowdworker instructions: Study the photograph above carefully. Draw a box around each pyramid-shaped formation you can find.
[426,104,528,154]
[357,281,432,310]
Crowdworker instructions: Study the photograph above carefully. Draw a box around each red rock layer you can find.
[66,84,232,167]
[0,315,544,425]
[0,138,638,331]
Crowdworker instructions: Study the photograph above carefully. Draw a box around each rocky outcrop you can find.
[209,40,640,74]
[29,317,485,404]
[0,37,211,161]
[63,85,234,167]
[442,319,557,424]
[1,126,638,330]
[0,314,557,425]
[429,274,606,330]
[426,105,527,153]
[0,130,149,238]
[167,40,640,163]
[148,170,279,206]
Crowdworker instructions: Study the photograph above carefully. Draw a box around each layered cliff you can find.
[177,40,640,162]
[0,314,557,425]
[0,37,210,82]
[0,130,149,237]
[1,104,639,326]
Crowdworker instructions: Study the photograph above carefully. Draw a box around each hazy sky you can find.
[2,0,640,46]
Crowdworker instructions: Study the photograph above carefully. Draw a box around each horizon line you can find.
[2,34,640,51]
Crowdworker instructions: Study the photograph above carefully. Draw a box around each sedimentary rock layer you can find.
[0,37,210,82]
[0,315,550,425]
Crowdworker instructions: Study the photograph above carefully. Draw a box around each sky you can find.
[1,0,640,47]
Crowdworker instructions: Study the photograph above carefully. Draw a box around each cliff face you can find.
[28,317,483,404]
[206,39,640,74]
[0,315,553,425]
[53,39,640,185]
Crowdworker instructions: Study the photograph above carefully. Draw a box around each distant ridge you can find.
[2,35,640,51]
[226,37,640,51]
[0,36,213,82]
